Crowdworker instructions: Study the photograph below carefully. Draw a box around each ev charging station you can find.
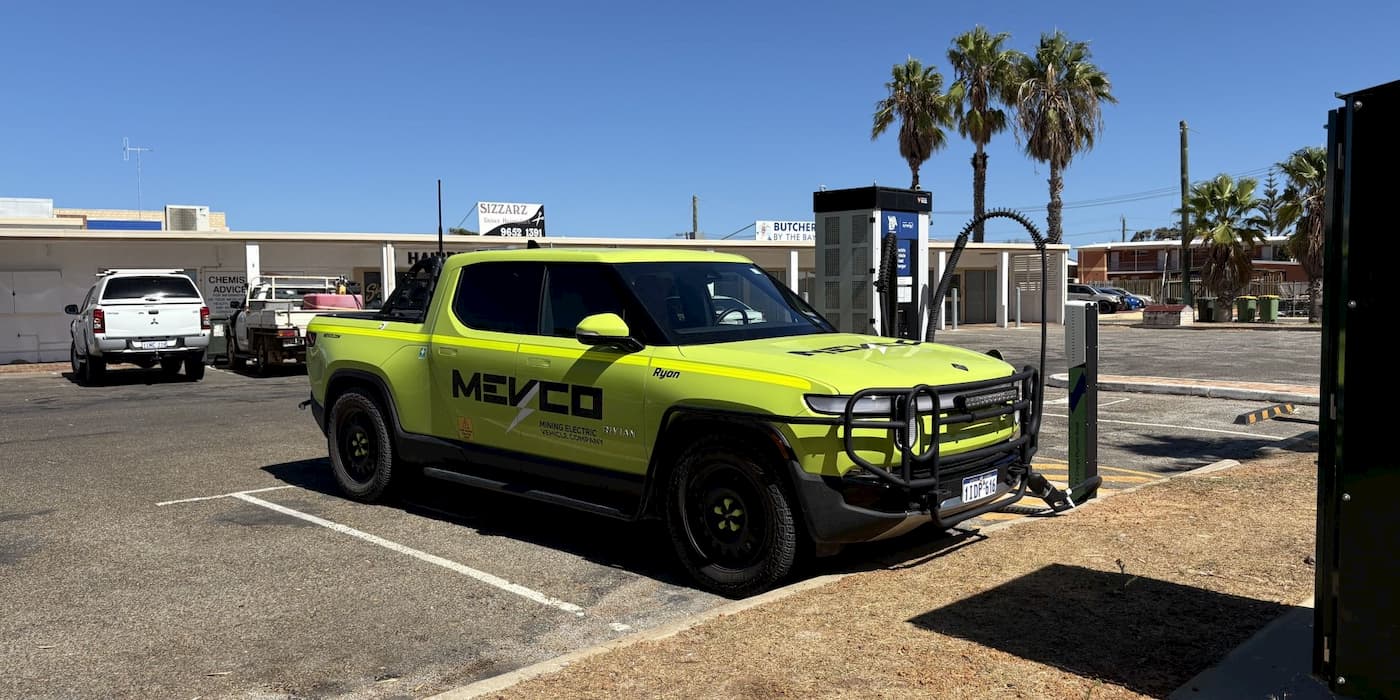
[1314,79,1400,698]
[812,186,931,338]
[1064,301,1100,502]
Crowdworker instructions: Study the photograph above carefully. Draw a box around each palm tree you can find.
[1186,174,1267,320]
[1009,31,1116,243]
[1277,146,1327,322]
[947,27,1021,242]
[872,57,952,190]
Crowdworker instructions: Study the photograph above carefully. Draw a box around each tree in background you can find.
[1130,226,1180,242]
[872,57,953,190]
[946,27,1021,242]
[1186,174,1267,319]
[1254,169,1287,237]
[1277,146,1327,322]
[1009,31,1116,244]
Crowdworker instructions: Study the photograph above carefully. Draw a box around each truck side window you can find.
[542,264,629,338]
[453,262,543,334]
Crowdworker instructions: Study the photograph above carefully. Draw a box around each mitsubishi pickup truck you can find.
[305,249,1044,595]
[66,269,211,384]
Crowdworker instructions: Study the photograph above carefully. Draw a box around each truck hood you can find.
[675,333,1016,395]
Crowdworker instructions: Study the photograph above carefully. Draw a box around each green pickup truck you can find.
[304,249,1043,595]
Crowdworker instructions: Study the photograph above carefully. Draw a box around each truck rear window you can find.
[102,276,201,301]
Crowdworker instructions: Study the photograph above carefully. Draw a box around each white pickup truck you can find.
[66,269,211,384]
[226,276,362,373]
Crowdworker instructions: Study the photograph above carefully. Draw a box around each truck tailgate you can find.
[101,302,204,338]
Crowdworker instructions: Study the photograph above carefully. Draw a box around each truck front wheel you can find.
[666,437,798,597]
[327,390,397,502]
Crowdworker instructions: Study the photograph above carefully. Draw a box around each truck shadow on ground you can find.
[260,458,695,589]
[258,458,986,594]
[908,562,1289,697]
[217,362,307,379]
[60,369,193,386]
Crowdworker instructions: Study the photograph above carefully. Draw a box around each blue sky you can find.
[3,1,1397,245]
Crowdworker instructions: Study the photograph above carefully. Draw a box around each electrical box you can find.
[1315,79,1400,699]
[812,186,931,338]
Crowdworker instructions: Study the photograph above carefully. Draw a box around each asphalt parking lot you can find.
[0,326,1320,698]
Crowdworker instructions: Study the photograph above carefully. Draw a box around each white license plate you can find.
[137,340,176,350]
[961,470,999,503]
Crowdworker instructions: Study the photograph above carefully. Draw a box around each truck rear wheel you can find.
[86,353,106,385]
[327,390,397,502]
[184,355,205,381]
[666,437,798,597]
[161,357,183,378]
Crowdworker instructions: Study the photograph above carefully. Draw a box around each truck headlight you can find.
[804,394,938,415]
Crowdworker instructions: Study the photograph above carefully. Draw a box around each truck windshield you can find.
[102,276,201,301]
[616,262,833,345]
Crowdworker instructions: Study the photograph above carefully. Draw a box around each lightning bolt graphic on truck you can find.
[304,249,1044,596]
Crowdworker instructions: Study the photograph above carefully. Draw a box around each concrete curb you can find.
[1046,373,1320,407]
[429,456,1248,699]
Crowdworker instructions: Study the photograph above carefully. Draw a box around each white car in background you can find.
[66,269,211,384]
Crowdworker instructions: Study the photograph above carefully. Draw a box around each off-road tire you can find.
[70,343,86,383]
[327,390,397,502]
[184,355,206,381]
[666,436,799,597]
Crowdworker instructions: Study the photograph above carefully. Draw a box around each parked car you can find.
[1096,286,1153,307]
[66,269,211,384]
[1095,286,1145,310]
[1067,283,1120,314]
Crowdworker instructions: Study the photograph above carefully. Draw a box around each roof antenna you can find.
[437,179,444,257]
[527,239,541,249]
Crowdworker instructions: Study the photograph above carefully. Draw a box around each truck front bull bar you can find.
[837,366,1085,512]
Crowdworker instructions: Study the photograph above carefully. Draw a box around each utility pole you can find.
[1179,121,1193,305]
[1121,215,1126,243]
[691,195,699,239]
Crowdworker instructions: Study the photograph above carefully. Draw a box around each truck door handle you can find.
[526,357,550,368]
[437,347,457,357]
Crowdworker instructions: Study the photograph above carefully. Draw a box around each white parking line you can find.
[231,492,587,617]
[156,485,293,506]
[1101,398,1131,408]
[1042,413,1283,440]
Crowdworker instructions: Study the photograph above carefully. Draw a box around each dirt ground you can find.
[490,448,1318,700]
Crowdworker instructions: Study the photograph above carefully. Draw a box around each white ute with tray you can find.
[226,275,363,373]
[66,269,211,384]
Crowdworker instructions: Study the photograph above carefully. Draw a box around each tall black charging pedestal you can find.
[1314,79,1400,699]
[812,187,931,339]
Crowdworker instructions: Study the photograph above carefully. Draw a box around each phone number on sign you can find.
[497,227,544,237]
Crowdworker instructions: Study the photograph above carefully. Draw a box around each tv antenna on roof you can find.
[122,137,152,215]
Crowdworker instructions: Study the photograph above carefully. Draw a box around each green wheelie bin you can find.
[1236,295,1258,323]
[1258,294,1280,322]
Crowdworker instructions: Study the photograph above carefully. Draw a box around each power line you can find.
[932,165,1273,215]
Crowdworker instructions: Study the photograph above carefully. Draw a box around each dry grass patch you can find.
[492,450,1316,700]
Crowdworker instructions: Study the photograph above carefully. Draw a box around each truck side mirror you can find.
[576,313,643,352]
[229,300,243,310]
[64,304,79,315]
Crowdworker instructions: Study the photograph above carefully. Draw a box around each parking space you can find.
[0,369,720,698]
[0,325,1321,697]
